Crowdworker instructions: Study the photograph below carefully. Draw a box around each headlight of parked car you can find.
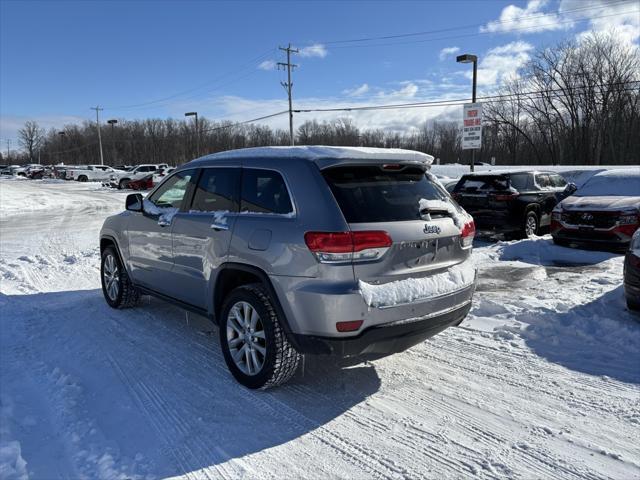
[619,214,638,225]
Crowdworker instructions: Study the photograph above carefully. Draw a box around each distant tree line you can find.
[9,33,639,167]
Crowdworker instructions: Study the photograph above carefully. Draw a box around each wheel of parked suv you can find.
[100,246,140,309]
[118,179,130,189]
[523,210,539,238]
[78,175,88,182]
[219,284,300,389]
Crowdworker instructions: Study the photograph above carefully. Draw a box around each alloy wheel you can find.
[226,301,266,376]
[525,215,537,237]
[103,254,120,301]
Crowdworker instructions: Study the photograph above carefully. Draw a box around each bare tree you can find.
[18,121,45,162]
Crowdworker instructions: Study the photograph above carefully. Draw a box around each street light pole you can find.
[107,119,118,165]
[58,131,66,164]
[185,112,199,157]
[457,53,478,172]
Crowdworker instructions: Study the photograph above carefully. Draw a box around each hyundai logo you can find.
[423,224,442,235]
[581,212,594,221]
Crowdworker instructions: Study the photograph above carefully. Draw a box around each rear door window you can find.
[241,169,293,215]
[191,168,240,212]
[536,174,552,189]
[323,165,450,223]
[507,173,530,191]
[550,174,567,188]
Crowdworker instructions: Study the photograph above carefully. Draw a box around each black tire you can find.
[522,210,539,238]
[219,284,300,389]
[100,246,140,309]
[118,178,130,190]
[78,175,88,182]
[627,297,640,312]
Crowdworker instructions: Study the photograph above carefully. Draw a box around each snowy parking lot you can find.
[1,178,639,479]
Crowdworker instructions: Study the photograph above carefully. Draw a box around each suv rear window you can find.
[323,165,449,223]
[455,175,509,192]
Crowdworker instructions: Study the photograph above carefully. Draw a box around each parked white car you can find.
[65,165,125,182]
[108,164,169,189]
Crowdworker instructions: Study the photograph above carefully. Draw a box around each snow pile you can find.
[359,259,476,308]
[418,198,470,229]
[142,199,178,225]
[0,397,28,480]
[489,236,619,266]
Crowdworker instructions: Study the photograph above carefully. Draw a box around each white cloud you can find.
[467,41,534,87]
[342,83,370,97]
[481,0,567,34]
[298,43,328,58]
[439,46,460,61]
[258,60,276,71]
[560,0,640,45]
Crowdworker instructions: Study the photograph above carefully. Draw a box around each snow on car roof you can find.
[190,146,434,165]
[589,167,640,178]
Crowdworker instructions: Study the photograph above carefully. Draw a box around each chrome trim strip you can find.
[382,299,473,327]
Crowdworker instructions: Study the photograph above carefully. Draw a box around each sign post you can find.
[462,102,482,171]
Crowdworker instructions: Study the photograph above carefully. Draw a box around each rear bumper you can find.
[270,260,476,356]
[466,210,520,233]
[290,301,471,356]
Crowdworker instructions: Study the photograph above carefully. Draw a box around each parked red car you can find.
[552,169,640,251]
[126,174,154,190]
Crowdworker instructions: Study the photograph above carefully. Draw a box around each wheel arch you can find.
[212,262,299,349]
[100,235,131,276]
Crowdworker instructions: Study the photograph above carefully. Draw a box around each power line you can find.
[316,0,632,46]
[105,48,276,111]
[319,9,640,50]
[294,80,640,114]
[200,110,289,134]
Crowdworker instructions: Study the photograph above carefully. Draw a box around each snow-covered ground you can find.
[1,178,639,480]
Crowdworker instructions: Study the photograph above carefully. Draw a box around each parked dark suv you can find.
[624,229,640,312]
[452,170,576,239]
[100,146,477,389]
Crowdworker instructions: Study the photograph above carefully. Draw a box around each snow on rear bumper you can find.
[269,260,477,339]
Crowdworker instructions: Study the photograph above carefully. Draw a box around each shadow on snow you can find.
[0,289,381,478]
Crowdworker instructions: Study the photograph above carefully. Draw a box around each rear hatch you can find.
[322,164,472,284]
[453,174,513,212]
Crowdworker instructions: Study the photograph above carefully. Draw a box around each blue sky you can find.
[1,0,638,146]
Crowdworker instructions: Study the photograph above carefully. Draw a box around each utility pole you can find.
[5,139,10,160]
[91,106,105,165]
[278,44,298,146]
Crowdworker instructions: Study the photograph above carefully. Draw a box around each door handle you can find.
[211,222,229,231]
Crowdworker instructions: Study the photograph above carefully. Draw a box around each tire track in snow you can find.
[103,305,401,479]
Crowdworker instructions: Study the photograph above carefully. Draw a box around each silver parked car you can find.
[100,146,477,388]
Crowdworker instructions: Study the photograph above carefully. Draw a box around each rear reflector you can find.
[336,320,363,332]
[305,231,392,263]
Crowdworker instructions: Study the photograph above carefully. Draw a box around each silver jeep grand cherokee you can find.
[100,146,477,389]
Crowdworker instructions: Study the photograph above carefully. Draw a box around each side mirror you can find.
[126,193,143,212]
[564,183,577,195]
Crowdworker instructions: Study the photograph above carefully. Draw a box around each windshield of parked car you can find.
[576,173,640,197]
[323,165,449,222]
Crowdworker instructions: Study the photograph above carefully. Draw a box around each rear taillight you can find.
[460,220,475,248]
[490,192,519,201]
[304,231,392,263]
